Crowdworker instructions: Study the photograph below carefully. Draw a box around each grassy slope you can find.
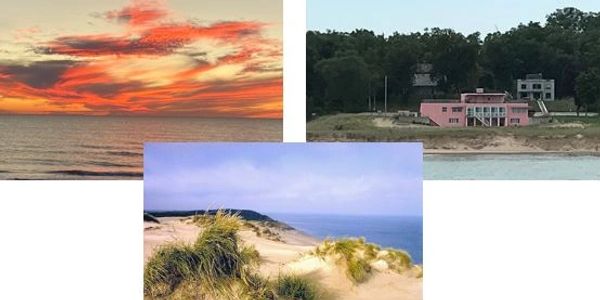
[144,211,321,300]
[307,114,600,151]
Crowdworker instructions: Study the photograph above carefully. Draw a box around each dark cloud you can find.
[35,36,175,56]
[0,60,77,89]
[74,82,145,98]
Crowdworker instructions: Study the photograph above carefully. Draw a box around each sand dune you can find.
[144,217,422,300]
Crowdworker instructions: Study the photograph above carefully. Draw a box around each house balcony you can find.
[467,112,506,118]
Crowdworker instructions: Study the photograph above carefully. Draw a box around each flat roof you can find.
[462,93,506,96]
[421,99,460,103]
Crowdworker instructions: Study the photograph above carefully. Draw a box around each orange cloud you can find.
[0,0,282,119]
[104,0,168,27]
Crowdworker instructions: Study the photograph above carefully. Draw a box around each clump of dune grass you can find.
[312,237,416,284]
[242,220,284,242]
[144,210,261,298]
[312,238,372,283]
[382,248,412,272]
[145,210,331,299]
[275,274,317,300]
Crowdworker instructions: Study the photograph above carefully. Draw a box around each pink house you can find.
[419,90,529,127]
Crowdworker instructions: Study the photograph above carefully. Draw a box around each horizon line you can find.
[144,209,423,218]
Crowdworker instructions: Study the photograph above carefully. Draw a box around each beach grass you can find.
[144,210,327,299]
[275,274,318,300]
[144,210,256,298]
[312,237,415,284]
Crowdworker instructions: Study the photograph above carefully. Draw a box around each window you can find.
[521,84,527,89]
[545,93,552,99]
[449,118,459,124]
[499,107,506,113]
[510,118,520,124]
[491,107,498,113]
[512,107,528,114]
[442,107,447,112]
[483,107,490,113]
[467,107,474,115]
[452,107,463,113]
[545,85,552,90]
[533,92,541,99]
[520,92,528,98]
[475,107,482,113]
[533,84,542,89]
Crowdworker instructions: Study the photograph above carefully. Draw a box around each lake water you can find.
[424,154,600,180]
[0,115,281,180]
[269,213,423,264]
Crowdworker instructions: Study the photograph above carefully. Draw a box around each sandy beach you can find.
[144,217,423,300]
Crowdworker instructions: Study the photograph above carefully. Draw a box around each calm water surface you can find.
[270,213,423,264]
[425,154,600,180]
[0,115,281,179]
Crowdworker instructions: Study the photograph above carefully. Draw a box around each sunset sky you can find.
[0,0,282,118]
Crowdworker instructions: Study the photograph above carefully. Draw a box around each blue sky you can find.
[144,143,422,216]
[307,0,600,35]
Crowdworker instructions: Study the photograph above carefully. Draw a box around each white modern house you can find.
[516,73,555,101]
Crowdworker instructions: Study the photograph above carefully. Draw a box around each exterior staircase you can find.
[537,100,549,116]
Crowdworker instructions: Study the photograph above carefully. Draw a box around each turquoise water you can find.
[424,154,600,180]
[269,213,423,264]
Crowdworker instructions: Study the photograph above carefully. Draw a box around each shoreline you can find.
[424,150,600,155]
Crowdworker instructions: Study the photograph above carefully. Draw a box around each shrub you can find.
[383,249,412,272]
[347,257,371,283]
[275,274,317,300]
[311,237,416,283]
[144,243,199,297]
[144,210,251,298]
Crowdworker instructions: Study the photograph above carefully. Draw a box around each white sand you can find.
[144,217,422,300]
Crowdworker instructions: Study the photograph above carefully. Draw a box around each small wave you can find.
[46,170,143,177]
[86,161,137,168]
[80,144,118,150]
[106,150,142,157]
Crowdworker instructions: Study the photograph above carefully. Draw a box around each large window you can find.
[533,84,542,89]
[521,84,527,89]
[449,118,459,124]
[545,93,552,99]
[510,118,520,124]
[442,107,447,112]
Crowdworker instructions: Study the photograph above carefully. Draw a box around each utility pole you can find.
[384,76,388,114]
[368,81,372,111]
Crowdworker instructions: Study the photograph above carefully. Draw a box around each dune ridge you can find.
[144,211,422,299]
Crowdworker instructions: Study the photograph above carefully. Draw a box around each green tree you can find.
[423,28,480,94]
[575,68,600,114]
[316,55,371,113]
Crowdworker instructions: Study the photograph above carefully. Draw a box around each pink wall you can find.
[420,103,466,127]
[506,103,529,126]
[420,102,529,127]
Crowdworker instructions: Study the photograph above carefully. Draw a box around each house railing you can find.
[467,112,507,118]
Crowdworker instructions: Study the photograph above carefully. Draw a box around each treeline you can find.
[307,7,600,118]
